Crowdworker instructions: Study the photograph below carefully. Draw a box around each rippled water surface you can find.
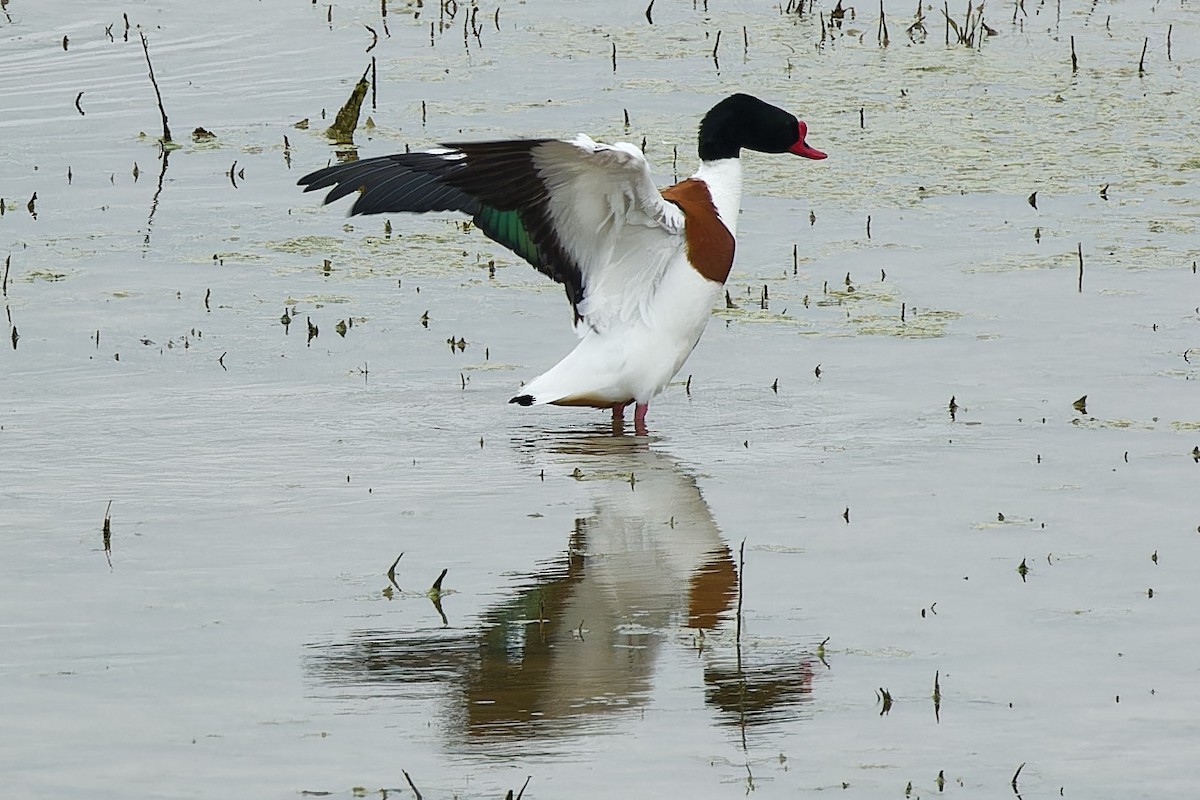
[3,0,1199,797]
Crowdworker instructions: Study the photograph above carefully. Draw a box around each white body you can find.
[518,148,744,407]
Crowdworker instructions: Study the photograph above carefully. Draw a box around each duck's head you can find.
[698,93,827,162]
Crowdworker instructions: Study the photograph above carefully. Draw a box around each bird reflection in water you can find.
[307,430,817,745]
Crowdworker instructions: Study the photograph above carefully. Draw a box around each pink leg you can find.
[633,402,649,435]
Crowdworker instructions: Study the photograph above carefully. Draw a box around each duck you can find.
[298,93,826,434]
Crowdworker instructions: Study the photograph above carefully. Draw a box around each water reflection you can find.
[307,431,815,747]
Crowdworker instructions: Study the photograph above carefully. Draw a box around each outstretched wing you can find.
[298,136,685,330]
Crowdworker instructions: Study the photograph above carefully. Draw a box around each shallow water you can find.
[3,0,1199,797]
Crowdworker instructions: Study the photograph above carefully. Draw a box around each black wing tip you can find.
[509,394,535,406]
[295,168,337,197]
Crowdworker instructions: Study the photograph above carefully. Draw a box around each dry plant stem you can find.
[1077,242,1084,292]
[139,32,172,143]
[402,770,423,800]
[1011,762,1026,793]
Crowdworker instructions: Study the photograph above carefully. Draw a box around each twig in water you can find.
[1077,242,1084,292]
[431,568,448,592]
[102,500,113,568]
[1011,762,1025,794]
[139,32,173,144]
[387,553,404,590]
[933,670,942,722]
[402,770,423,800]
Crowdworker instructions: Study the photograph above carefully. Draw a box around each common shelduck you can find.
[298,93,825,433]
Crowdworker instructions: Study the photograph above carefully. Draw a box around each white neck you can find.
[693,158,743,236]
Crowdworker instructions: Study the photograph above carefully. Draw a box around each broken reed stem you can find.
[1138,36,1148,75]
[139,32,172,144]
[1070,34,1077,74]
[102,500,113,568]
[402,770,423,800]
[2,254,9,297]
[324,67,370,144]
[1167,24,1173,60]
[1012,763,1026,792]
[1077,242,1084,292]
[431,568,448,592]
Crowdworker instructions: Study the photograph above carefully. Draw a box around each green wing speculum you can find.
[298,138,586,312]
[473,205,543,271]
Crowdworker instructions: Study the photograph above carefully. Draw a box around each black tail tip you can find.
[510,394,534,406]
